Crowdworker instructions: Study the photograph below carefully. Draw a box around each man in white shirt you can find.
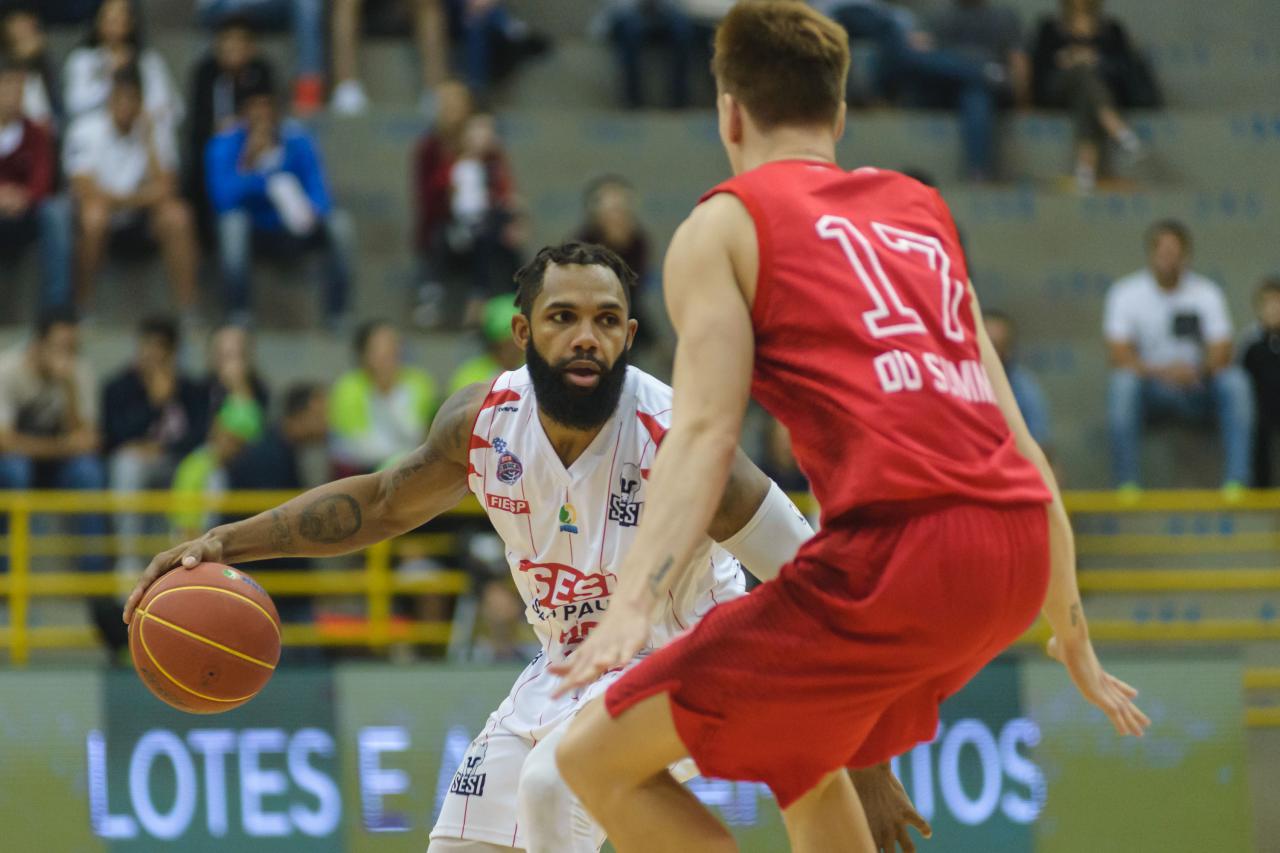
[1103,219,1254,490]
[63,64,198,318]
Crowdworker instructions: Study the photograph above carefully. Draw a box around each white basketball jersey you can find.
[468,366,745,667]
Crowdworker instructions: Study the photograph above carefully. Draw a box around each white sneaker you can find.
[331,80,369,115]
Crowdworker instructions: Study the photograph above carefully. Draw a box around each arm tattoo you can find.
[648,556,676,596]
[1070,602,1081,627]
[298,494,364,543]
[268,509,296,554]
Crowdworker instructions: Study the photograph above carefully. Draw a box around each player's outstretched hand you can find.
[549,602,650,698]
[1047,635,1151,737]
[850,763,932,852]
[122,535,225,625]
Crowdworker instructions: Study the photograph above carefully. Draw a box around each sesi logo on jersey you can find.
[607,463,644,527]
[518,560,615,609]
[492,438,523,485]
[449,739,488,797]
[486,494,530,515]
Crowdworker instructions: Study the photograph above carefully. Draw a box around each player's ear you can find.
[511,311,530,350]
[625,317,639,350]
[720,92,743,146]
[833,101,848,143]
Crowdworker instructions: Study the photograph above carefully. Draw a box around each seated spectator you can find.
[195,0,325,115]
[171,396,263,539]
[910,0,1030,181]
[193,323,271,440]
[574,174,657,349]
[227,382,329,628]
[185,16,278,236]
[331,0,446,115]
[0,58,72,308]
[414,81,524,326]
[330,320,438,475]
[0,307,112,645]
[1,4,62,128]
[1243,277,1280,487]
[448,294,523,393]
[206,74,354,329]
[983,310,1052,452]
[1104,220,1254,491]
[596,0,694,109]
[444,0,549,96]
[64,64,199,316]
[102,316,203,571]
[1031,0,1154,192]
[63,0,182,128]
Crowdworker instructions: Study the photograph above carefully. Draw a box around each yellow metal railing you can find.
[2,489,1280,666]
[0,491,486,666]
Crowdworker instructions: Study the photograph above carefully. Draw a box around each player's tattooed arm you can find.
[204,383,486,561]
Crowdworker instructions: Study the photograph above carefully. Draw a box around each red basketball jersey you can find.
[703,161,1050,529]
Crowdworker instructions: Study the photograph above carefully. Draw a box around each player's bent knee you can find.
[518,744,570,817]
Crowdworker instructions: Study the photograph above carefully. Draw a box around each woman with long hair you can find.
[63,0,181,126]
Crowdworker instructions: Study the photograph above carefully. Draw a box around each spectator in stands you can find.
[912,0,1030,181]
[574,174,658,350]
[1244,277,1280,488]
[102,316,203,571]
[413,81,524,326]
[195,0,325,115]
[1104,220,1254,492]
[984,309,1052,451]
[448,294,523,393]
[597,0,694,109]
[331,0,447,115]
[171,396,263,538]
[206,73,354,329]
[193,323,271,441]
[0,307,107,571]
[63,0,182,128]
[1,4,62,128]
[64,65,199,316]
[185,17,278,236]
[1030,0,1153,193]
[227,382,329,627]
[330,320,438,475]
[0,58,72,308]
[445,0,549,95]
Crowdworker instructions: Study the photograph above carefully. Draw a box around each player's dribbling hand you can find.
[850,763,932,853]
[1047,635,1152,737]
[122,535,226,625]
[548,603,650,698]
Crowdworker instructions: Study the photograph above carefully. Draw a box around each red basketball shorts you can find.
[605,501,1050,809]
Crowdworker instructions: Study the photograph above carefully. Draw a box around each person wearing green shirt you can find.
[330,320,439,474]
[448,294,525,394]
[171,396,264,537]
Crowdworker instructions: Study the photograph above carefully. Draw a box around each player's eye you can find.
[550,311,573,324]
[599,314,620,327]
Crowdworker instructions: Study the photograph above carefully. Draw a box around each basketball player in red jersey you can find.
[551,2,1150,850]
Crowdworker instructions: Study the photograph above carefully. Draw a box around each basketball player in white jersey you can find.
[124,242,927,853]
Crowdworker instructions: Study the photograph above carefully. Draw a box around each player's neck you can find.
[537,410,607,469]
[738,130,837,174]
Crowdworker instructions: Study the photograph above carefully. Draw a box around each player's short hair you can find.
[712,0,850,130]
[1145,218,1192,253]
[513,242,638,318]
[138,315,179,352]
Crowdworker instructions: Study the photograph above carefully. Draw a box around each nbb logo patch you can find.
[518,561,615,609]
[485,494,529,515]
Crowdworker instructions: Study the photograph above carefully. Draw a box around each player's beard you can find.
[525,337,629,431]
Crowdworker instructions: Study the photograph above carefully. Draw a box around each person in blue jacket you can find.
[205,71,354,328]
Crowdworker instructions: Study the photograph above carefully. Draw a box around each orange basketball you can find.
[129,562,281,714]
